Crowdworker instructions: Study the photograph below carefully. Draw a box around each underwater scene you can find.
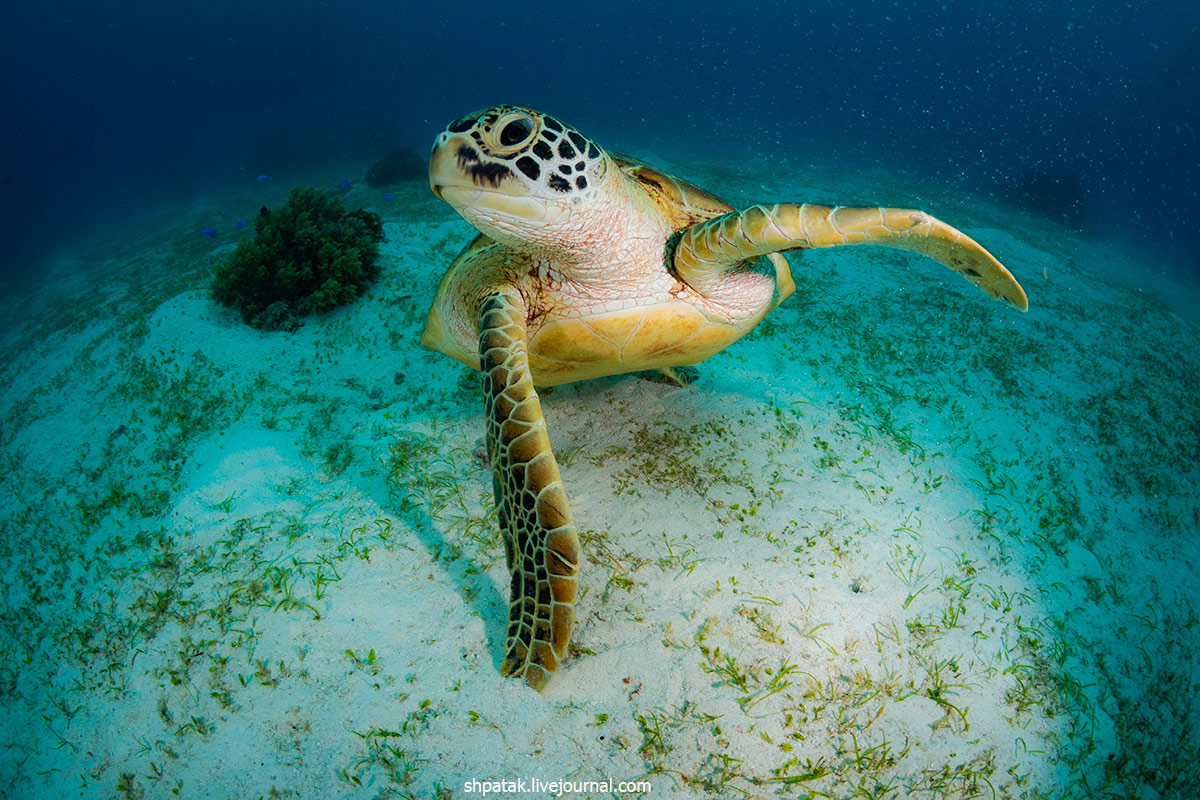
[1,1,1197,798]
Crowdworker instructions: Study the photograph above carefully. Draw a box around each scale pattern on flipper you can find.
[479,291,581,691]
[674,204,1029,311]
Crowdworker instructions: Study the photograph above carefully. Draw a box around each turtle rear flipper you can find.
[674,204,1028,312]
[479,292,581,691]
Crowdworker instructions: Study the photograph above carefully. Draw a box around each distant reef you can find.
[365,146,425,188]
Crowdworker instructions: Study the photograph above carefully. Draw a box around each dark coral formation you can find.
[364,146,425,188]
[211,187,384,329]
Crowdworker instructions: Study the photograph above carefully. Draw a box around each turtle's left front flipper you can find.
[674,204,1028,312]
[479,291,581,692]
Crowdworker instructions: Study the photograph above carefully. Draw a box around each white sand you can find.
[0,167,1197,800]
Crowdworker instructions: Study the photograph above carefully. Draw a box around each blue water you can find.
[0,0,1196,282]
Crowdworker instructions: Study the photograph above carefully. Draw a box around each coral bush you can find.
[364,146,425,187]
[211,187,385,329]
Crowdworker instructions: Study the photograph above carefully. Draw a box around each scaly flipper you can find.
[479,291,581,691]
[674,204,1028,312]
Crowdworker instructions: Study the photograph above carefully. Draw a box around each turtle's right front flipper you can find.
[479,291,581,692]
[674,204,1028,312]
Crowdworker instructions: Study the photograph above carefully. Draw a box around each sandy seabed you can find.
[1,159,1197,800]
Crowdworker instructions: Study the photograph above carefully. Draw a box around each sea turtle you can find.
[420,105,1028,691]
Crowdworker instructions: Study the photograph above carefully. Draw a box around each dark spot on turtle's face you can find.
[438,106,608,199]
[456,143,478,163]
[516,156,540,180]
[963,267,982,279]
[448,112,481,132]
[519,114,605,197]
[454,143,513,187]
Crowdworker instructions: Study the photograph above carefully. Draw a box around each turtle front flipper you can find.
[479,291,581,691]
[674,204,1028,312]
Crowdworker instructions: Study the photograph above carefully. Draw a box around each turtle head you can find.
[430,106,612,256]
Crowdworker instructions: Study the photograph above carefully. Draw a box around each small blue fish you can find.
[201,227,217,237]
[257,174,270,182]
[340,179,351,188]
[382,193,395,201]
[234,219,247,230]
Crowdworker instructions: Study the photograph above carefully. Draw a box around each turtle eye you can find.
[498,117,534,147]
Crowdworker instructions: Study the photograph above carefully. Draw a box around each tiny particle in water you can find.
[201,227,217,237]
[257,174,270,182]
[382,193,395,201]
[234,219,247,230]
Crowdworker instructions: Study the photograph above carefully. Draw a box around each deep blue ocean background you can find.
[1,0,1196,284]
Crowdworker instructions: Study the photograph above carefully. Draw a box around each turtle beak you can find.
[429,131,544,226]
[430,131,531,200]
[429,131,494,200]
[429,131,459,202]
